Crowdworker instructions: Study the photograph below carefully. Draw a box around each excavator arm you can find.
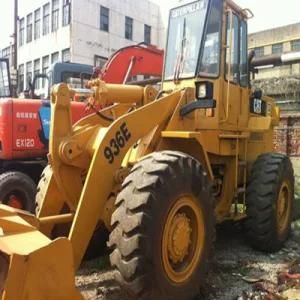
[0,80,186,299]
[99,43,164,83]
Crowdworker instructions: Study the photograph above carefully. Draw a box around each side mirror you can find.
[0,59,12,97]
[252,88,262,99]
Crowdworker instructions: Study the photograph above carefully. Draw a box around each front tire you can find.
[245,153,294,252]
[109,151,214,300]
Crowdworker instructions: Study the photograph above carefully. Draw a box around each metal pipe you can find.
[127,77,161,86]
[104,84,144,103]
[39,213,74,225]
[73,83,145,105]
[122,56,135,84]
[13,0,18,71]
[251,51,300,68]
[72,88,94,96]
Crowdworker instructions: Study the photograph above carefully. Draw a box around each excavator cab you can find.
[0,1,293,300]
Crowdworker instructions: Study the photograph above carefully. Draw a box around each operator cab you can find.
[164,0,222,81]
[162,0,253,129]
[30,62,93,100]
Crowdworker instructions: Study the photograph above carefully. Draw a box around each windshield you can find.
[164,0,209,80]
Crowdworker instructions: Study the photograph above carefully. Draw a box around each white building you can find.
[17,0,165,92]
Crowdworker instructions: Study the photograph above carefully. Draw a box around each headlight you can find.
[195,81,214,100]
[198,84,207,99]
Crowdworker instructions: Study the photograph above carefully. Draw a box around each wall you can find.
[17,0,72,92]
[18,0,71,64]
[71,0,164,65]
[274,115,300,156]
[16,0,165,90]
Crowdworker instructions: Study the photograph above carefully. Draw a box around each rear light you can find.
[0,252,9,295]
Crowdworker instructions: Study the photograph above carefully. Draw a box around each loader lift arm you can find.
[0,81,186,299]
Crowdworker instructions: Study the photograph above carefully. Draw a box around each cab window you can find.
[199,0,223,77]
[62,72,91,88]
[240,20,248,87]
[225,13,239,83]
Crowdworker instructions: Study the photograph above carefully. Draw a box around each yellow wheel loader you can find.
[0,0,295,299]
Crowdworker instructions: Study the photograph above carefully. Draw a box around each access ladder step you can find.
[237,187,246,194]
[238,160,247,167]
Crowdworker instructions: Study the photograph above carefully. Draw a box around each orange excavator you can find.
[0,43,164,213]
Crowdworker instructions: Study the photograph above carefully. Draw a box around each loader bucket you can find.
[0,204,83,300]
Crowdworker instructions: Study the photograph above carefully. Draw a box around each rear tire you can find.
[109,151,215,300]
[245,153,294,252]
[0,171,36,213]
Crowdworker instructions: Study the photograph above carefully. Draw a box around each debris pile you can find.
[254,76,300,99]
[237,259,300,299]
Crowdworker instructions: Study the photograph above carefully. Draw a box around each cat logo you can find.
[253,99,262,114]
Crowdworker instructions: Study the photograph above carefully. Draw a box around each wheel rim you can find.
[162,195,205,284]
[5,193,24,210]
[277,181,292,234]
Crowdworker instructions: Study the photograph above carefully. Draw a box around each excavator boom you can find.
[99,43,164,83]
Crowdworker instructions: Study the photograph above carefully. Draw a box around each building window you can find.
[18,64,24,92]
[254,47,264,58]
[52,0,59,32]
[43,3,50,35]
[51,52,59,63]
[42,56,49,87]
[94,55,107,68]
[63,0,71,26]
[26,61,32,89]
[272,43,283,55]
[144,24,151,44]
[34,9,41,40]
[125,16,133,40]
[100,6,109,32]
[291,40,300,52]
[2,47,10,58]
[34,59,40,88]
[26,13,33,43]
[62,48,71,62]
[19,18,25,46]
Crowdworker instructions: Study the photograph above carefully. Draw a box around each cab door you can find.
[222,13,249,130]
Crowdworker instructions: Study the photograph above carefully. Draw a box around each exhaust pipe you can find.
[251,51,300,69]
